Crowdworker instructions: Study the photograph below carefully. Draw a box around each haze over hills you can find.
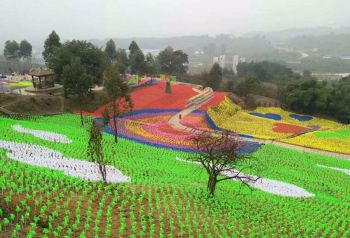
[2,26,350,74]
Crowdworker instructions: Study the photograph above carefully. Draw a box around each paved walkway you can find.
[168,87,350,161]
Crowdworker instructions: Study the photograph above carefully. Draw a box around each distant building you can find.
[232,55,240,74]
[213,54,246,74]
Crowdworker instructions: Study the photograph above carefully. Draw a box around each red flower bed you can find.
[131,82,198,110]
[82,82,198,117]
[199,91,227,110]
[273,123,307,134]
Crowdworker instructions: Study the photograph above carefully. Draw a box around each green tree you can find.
[329,78,350,123]
[19,40,32,58]
[87,121,107,182]
[145,53,157,75]
[235,77,261,96]
[128,41,146,75]
[43,31,61,64]
[104,39,117,61]
[103,65,133,143]
[115,48,129,75]
[237,61,295,83]
[279,79,330,114]
[157,46,188,76]
[4,40,20,60]
[49,40,107,85]
[206,63,223,90]
[62,57,93,126]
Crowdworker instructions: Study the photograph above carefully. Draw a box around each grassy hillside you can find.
[0,114,350,237]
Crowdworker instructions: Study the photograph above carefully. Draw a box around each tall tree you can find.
[43,31,61,64]
[115,48,129,75]
[190,131,259,196]
[19,40,32,59]
[62,57,93,126]
[157,46,188,76]
[49,40,107,85]
[145,53,157,75]
[207,63,223,90]
[104,39,117,61]
[128,41,146,75]
[3,40,20,60]
[104,65,133,143]
[129,40,141,55]
[87,121,107,182]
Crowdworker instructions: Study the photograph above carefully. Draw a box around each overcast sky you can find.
[0,0,348,42]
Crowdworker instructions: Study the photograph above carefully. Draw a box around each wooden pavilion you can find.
[29,67,55,90]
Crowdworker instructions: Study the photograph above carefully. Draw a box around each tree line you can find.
[41,31,190,126]
[3,40,32,60]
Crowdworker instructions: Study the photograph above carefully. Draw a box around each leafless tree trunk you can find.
[190,131,259,196]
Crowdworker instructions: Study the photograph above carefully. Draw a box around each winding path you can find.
[168,87,350,161]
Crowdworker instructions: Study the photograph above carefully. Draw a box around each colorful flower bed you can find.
[272,123,307,134]
[1,114,350,237]
[314,129,350,140]
[208,97,303,139]
[250,112,282,121]
[0,79,32,92]
[83,82,199,117]
[208,97,350,154]
[290,113,313,121]
[102,109,260,153]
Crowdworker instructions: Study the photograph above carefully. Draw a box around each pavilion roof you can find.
[29,67,54,77]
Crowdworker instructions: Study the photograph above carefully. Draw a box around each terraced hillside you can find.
[1,114,350,237]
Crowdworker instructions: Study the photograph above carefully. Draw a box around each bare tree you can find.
[87,121,107,182]
[104,65,133,143]
[104,95,133,143]
[190,131,259,196]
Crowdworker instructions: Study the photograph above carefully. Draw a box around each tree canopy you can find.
[103,64,133,142]
[62,57,93,125]
[104,39,117,61]
[115,49,129,74]
[19,40,32,58]
[43,31,62,64]
[4,40,20,60]
[48,40,107,85]
[128,41,146,75]
[157,46,188,75]
[237,61,295,83]
[279,77,350,123]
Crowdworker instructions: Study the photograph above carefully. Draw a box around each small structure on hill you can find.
[29,67,55,89]
[26,67,63,95]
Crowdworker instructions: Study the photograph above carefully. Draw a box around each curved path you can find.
[168,87,350,161]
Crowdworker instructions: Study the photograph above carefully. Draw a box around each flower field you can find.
[102,109,260,153]
[1,114,350,237]
[83,82,227,117]
[208,97,350,154]
[0,79,32,93]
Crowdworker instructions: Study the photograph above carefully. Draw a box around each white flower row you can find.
[176,157,314,198]
[12,124,73,144]
[0,140,131,183]
[317,164,350,176]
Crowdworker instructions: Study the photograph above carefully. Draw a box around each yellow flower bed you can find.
[281,133,350,154]
[208,97,350,154]
[255,107,342,129]
[208,97,291,139]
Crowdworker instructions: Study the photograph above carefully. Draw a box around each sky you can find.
[0,0,348,42]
